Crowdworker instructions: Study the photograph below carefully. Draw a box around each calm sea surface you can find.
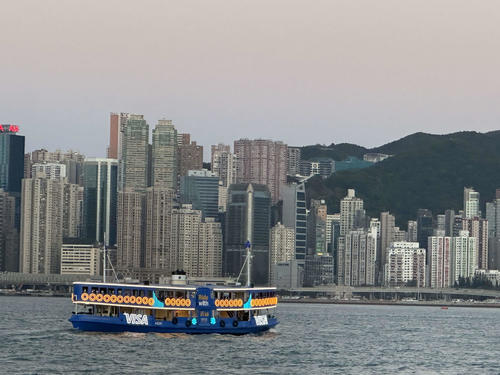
[1,296,499,374]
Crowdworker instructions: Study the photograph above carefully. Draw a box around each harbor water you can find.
[1,296,498,374]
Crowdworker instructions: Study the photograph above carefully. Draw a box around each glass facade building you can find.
[83,158,118,246]
[180,170,219,219]
[224,183,271,285]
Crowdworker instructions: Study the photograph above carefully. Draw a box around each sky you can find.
[2,0,500,160]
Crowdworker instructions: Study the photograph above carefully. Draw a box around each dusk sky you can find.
[2,0,500,160]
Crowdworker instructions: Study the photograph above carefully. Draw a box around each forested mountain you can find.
[304,131,500,226]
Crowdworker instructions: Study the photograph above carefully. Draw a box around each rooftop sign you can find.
[0,125,19,133]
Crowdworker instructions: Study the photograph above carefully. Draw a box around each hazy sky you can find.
[2,0,500,160]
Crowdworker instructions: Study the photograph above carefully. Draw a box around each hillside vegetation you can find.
[304,131,500,226]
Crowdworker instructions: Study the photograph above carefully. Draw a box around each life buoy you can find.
[136,296,143,304]
[228,300,235,308]
[232,320,238,327]
[180,299,187,307]
[175,298,182,307]
[110,295,118,303]
[81,293,89,301]
[103,294,111,303]
[129,296,136,304]
[96,294,103,302]
[148,298,154,306]
[237,299,243,307]
[117,296,124,304]
[172,317,178,325]
[250,299,255,307]
[215,299,220,307]
[164,298,171,306]
[124,296,130,303]
[185,299,191,307]
[220,320,225,327]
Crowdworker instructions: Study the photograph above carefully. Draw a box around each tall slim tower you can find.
[379,212,395,275]
[225,183,271,285]
[340,189,364,236]
[280,182,307,261]
[118,114,149,191]
[82,158,118,246]
[152,120,177,189]
[463,187,480,219]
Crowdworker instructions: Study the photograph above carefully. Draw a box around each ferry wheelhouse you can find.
[69,281,278,334]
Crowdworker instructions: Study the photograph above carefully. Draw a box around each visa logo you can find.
[124,313,149,326]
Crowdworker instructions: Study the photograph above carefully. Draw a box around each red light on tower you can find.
[9,125,19,132]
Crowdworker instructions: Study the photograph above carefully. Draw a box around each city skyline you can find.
[2,1,500,158]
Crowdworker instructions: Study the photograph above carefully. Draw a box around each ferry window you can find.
[139,290,145,297]
[124,289,131,296]
[109,288,115,295]
[100,288,106,294]
[133,290,138,296]
[117,289,123,295]
[158,291,165,300]
[91,287,97,293]
[82,287,88,293]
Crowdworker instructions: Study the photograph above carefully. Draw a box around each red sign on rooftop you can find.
[0,125,20,133]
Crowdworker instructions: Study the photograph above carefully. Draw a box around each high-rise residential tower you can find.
[463,187,480,219]
[234,139,287,203]
[340,189,364,236]
[286,147,301,176]
[152,120,177,189]
[428,235,452,288]
[118,114,149,191]
[178,135,203,178]
[269,222,295,282]
[385,242,426,287]
[379,211,395,276]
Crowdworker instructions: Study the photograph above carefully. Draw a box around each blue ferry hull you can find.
[69,314,278,335]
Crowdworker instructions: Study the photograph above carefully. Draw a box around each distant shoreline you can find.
[279,298,500,308]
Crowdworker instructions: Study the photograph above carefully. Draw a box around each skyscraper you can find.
[118,114,149,191]
[307,199,327,254]
[338,227,377,286]
[20,177,80,274]
[82,158,118,246]
[225,183,271,285]
[280,182,307,261]
[108,112,130,159]
[287,147,301,176]
[340,189,364,236]
[407,220,418,242]
[463,187,480,218]
[379,211,395,276]
[152,120,177,189]
[460,217,488,269]
[428,235,452,288]
[180,169,219,219]
[451,230,477,284]
[211,144,237,187]
[417,209,433,261]
[178,136,203,178]
[170,205,222,278]
[0,125,25,196]
[234,139,287,203]
[269,222,295,282]
[0,189,18,271]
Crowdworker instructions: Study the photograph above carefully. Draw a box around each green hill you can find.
[305,131,500,226]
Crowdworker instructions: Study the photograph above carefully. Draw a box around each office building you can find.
[299,158,335,178]
[304,254,334,287]
[272,260,303,289]
[417,209,433,260]
[0,126,25,195]
[82,158,118,246]
[108,112,130,159]
[307,199,327,254]
[0,190,18,271]
[234,139,287,203]
[379,212,395,275]
[60,243,101,276]
[280,182,307,260]
[385,242,426,287]
[180,169,219,219]
[225,183,271,285]
[407,220,418,242]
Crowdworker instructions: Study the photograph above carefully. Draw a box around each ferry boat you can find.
[69,243,279,334]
